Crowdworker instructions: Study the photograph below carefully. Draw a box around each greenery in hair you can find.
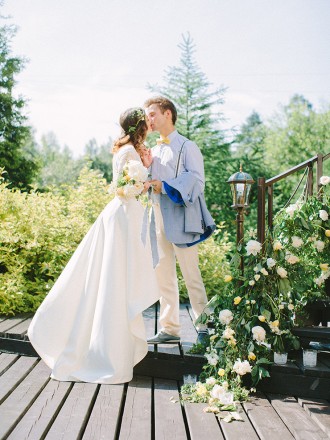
[127,108,146,134]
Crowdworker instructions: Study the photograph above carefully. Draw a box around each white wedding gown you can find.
[28,144,159,384]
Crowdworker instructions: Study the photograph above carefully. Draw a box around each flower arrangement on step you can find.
[181,176,329,412]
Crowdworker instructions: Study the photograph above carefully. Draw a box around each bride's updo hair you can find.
[112,107,148,153]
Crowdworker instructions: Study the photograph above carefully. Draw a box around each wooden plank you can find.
[154,378,187,439]
[7,380,72,440]
[83,384,125,439]
[0,353,19,376]
[7,318,33,339]
[184,402,224,439]
[243,393,294,440]
[0,360,51,439]
[298,397,330,437]
[268,394,329,440]
[46,382,99,440]
[119,376,152,439]
[219,403,259,439]
[0,316,30,334]
[0,356,38,403]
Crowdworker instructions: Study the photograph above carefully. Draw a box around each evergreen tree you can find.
[0,14,39,188]
[147,33,233,227]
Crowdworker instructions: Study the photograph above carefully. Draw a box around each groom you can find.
[143,96,215,345]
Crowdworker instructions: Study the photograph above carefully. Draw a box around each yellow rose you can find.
[124,175,131,182]
[116,187,125,196]
[320,263,329,271]
[218,368,225,377]
[325,230,330,237]
[258,315,266,322]
[224,275,233,282]
[271,320,279,327]
[248,352,256,361]
[234,296,242,305]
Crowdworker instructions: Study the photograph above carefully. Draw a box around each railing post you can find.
[257,177,266,246]
[316,153,323,198]
[268,184,274,231]
[307,163,313,196]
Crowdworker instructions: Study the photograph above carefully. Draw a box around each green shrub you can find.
[0,167,110,315]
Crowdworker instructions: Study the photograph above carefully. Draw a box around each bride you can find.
[28,108,160,384]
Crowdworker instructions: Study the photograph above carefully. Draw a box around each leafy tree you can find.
[0,15,39,188]
[147,33,233,228]
[83,138,113,182]
[34,132,82,188]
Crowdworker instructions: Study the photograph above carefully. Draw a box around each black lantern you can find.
[227,165,255,258]
[227,165,255,208]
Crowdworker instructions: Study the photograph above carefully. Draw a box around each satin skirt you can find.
[28,196,159,384]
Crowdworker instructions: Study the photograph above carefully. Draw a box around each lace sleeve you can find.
[113,145,140,181]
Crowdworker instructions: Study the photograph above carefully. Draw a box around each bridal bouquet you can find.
[109,160,149,198]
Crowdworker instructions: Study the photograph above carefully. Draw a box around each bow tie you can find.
[156,136,170,145]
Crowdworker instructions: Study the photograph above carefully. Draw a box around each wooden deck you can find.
[1,304,330,439]
[1,353,330,439]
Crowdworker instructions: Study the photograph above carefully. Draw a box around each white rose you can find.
[285,253,300,265]
[260,268,268,276]
[252,326,266,342]
[266,258,276,268]
[206,377,217,386]
[285,204,298,218]
[314,240,325,252]
[291,236,303,248]
[246,240,262,256]
[210,384,226,400]
[218,392,234,405]
[320,175,330,185]
[319,210,329,221]
[233,359,252,375]
[219,309,233,325]
[126,160,148,182]
[123,184,140,198]
[254,274,261,281]
[249,280,255,286]
[222,327,235,339]
[277,267,288,278]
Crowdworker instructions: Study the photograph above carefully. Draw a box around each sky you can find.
[2,0,330,156]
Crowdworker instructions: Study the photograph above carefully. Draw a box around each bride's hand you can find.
[142,181,151,194]
[139,147,153,168]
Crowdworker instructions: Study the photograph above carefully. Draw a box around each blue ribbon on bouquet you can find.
[141,202,159,268]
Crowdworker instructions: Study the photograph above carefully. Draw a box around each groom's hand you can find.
[149,180,162,194]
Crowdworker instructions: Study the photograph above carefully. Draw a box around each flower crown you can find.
[127,108,146,134]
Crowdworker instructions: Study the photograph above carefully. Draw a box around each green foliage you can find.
[177,224,232,302]
[0,167,111,315]
[0,20,39,188]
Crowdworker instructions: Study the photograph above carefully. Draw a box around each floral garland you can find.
[181,176,330,414]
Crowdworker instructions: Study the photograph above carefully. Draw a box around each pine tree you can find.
[0,17,39,188]
[147,33,233,226]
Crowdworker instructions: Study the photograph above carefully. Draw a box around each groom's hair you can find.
[144,96,177,125]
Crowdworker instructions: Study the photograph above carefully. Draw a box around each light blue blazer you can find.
[160,171,216,247]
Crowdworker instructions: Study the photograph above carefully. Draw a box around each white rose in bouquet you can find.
[126,160,148,182]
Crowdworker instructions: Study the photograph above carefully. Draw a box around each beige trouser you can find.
[153,204,208,336]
